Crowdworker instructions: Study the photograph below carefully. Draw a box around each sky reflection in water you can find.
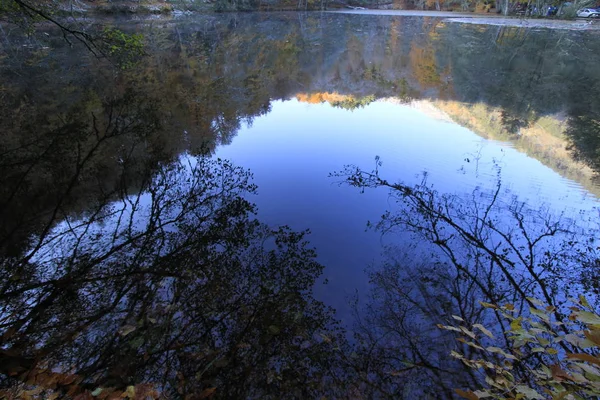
[215,98,599,318]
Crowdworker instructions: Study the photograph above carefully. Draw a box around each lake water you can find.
[2,11,600,397]
[215,96,599,318]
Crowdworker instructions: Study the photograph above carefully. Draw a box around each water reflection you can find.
[0,156,345,398]
[1,11,600,398]
[216,98,599,320]
[335,159,600,398]
[3,12,600,254]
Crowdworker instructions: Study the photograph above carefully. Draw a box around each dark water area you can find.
[1,12,600,398]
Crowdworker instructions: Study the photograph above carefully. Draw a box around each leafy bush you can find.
[442,297,600,399]
[101,27,145,69]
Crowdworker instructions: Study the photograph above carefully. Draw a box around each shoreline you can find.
[329,9,600,30]
[41,7,600,31]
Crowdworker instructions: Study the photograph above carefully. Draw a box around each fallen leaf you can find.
[550,364,572,382]
[199,387,216,399]
[567,353,600,366]
[455,389,479,400]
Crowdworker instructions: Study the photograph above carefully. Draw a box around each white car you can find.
[577,8,600,17]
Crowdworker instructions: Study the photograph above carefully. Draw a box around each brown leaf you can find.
[584,330,600,346]
[61,373,78,385]
[566,353,600,366]
[73,393,94,400]
[97,388,117,400]
[134,383,159,398]
[199,387,216,399]
[550,364,572,382]
[455,389,479,400]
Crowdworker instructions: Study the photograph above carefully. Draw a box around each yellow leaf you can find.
[268,325,281,335]
[118,325,137,336]
[531,347,545,353]
[574,360,600,377]
[553,391,570,400]
[121,386,135,399]
[526,297,545,307]
[510,317,522,332]
[538,337,550,346]
[515,385,544,399]
[486,346,517,360]
[579,294,591,308]
[530,307,550,322]
[574,311,600,326]
[437,324,462,332]
[459,326,477,340]
[480,302,498,309]
[457,337,484,350]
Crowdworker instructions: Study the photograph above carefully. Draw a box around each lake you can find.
[1,11,600,398]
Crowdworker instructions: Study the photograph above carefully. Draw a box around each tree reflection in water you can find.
[336,162,600,398]
[0,94,347,399]
[2,12,600,399]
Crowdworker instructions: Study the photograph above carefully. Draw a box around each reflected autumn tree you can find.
[565,115,600,175]
[0,87,164,258]
[4,13,600,398]
[0,19,288,257]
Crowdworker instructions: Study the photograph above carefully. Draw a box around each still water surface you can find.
[215,95,598,317]
[2,11,600,397]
